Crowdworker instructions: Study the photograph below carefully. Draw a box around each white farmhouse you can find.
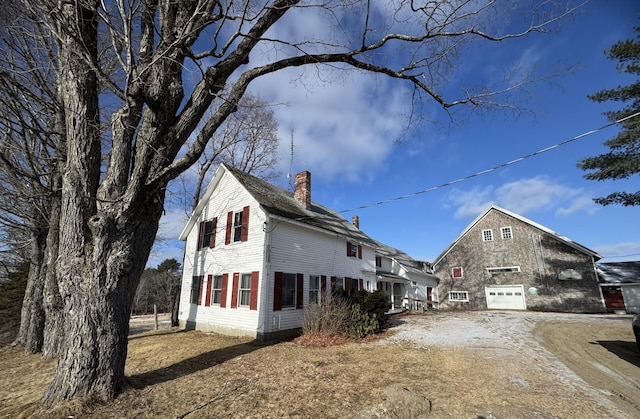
[178,164,437,340]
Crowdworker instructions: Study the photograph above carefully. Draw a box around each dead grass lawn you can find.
[0,316,632,418]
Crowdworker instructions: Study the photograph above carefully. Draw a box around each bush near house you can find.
[302,290,392,340]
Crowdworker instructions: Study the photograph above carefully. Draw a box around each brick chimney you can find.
[352,215,359,229]
[294,171,311,209]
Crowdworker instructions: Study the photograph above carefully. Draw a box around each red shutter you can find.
[346,242,350,256]
[197,276,204,306]
[241,206,249,242]
[359,278,363,290]
[220,273,228,308]
[358,245,362,259]
[225,211,233,244]
[296,273,304,309]
[331,276,336,291]
[197,222,204,250]
[210,218,217,248]
[274,272,283,311]
[205,274,213,306]
[231,272,239,308]
[250,271,259,310]
[345,277,351,295]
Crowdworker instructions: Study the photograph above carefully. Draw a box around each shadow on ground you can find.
[596,340,640,368]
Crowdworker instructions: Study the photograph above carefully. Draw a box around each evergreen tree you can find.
[578,25,640,206]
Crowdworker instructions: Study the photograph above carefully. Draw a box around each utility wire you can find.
[338,111,640,214]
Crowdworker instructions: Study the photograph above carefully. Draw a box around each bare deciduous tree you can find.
[5,0,582,408]
[190,93,281,211]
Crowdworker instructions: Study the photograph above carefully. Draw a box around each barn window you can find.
[501,226,513,239]
[482,229,493,241]
[449,291,469,302]
[486,266,520,274]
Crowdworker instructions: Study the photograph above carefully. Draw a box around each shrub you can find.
[302,292,351,336]
[302,289,392,341]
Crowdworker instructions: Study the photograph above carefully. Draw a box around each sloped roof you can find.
[180,163,377,247]
[597,261,640,283]
[432,204,602,267]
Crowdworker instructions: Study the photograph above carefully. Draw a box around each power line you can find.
[338,111,640,214]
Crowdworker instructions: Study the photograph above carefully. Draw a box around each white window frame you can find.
[452,267,464,278]
[501,226,513,240]
[239,273,252,307]
[486,266,521,274]
[482,229,493,242]
[233,211,243,242]
[212,275,223,304]
[309,275,320,304]
[282,273,297,309]
[449,291,469,302]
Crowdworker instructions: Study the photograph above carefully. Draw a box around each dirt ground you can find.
[0,311,638,418]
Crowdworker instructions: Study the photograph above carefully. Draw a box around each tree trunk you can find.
[15,227,47,353]
[41,192,165,405]
[42,188,64,359]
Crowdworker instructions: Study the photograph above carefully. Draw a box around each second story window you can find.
[225,206,249,244]
[501,226,513,239]
[197,218,217,250]
[233,211,243,242]
[346,241,362,258]
[482,229,493,242]
[375,256,382,267]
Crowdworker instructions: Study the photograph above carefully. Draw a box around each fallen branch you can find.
[176,381,246,419]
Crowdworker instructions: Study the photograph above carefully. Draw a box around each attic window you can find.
[501,226,513,239]
[482,229,493,242]
[452,267,463,278]
[233,211,243,242]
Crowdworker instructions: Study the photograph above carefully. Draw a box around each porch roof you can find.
[376,271,408,282]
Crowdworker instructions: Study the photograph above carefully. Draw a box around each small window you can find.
[501,226,513,240]
[452,267,464,278]
[309,275,320,304]
[198,219,216,250]
[375,256,382,267]
[282,273,297,308]
[486,266,521,274]
[239,273,252,307]
[482,229,493,242]
[190,276,202,305]
[212,275,223,304]
[449,291,469,302]
[233,212,243,242]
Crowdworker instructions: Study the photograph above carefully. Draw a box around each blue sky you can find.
[150,0,640,268]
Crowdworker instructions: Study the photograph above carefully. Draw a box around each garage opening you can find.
[485,285,526,310]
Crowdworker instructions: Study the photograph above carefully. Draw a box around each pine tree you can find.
[578,25,640,206]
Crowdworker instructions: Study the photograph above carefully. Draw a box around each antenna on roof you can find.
[287,130,294,191]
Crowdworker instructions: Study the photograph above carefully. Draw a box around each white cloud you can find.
[251,68,413,183]
[445,176,599,219]
[157,208,190,241]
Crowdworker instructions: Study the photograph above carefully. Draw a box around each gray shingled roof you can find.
[224,164,377,247]
[597,261,640,283]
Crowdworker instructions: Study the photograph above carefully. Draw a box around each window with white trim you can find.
[449,291,469,302]
[482,229,493,241]
[452,267,463,278]
[309,275,320,304]
[190,276,202,304]
[239,273,252,307]
[233,211,243,242]
[486,266,521,274]
[501,226,513,239]
[212,275,223,304]
[282,273,297,308]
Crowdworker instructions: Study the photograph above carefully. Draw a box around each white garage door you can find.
[485,285,526,310]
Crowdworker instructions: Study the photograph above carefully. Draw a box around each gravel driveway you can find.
[381,310,639,418]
